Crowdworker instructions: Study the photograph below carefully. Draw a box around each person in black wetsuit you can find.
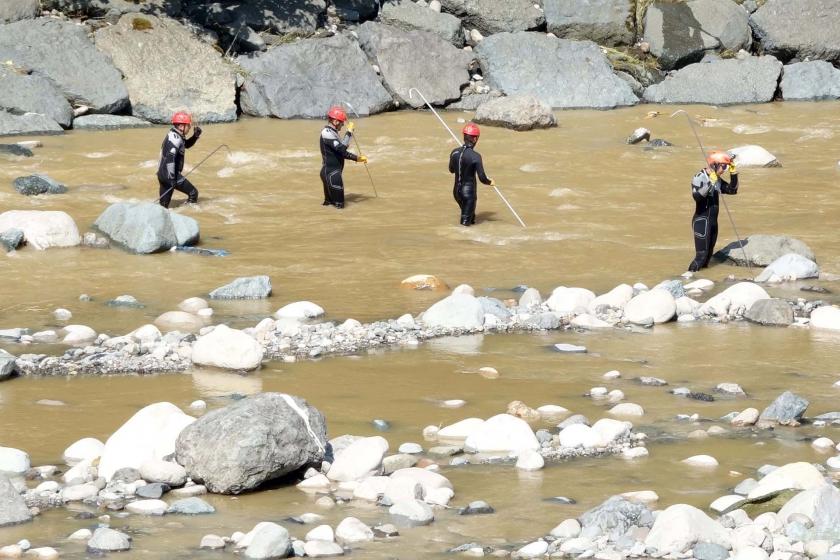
[449,122,494,226]
[319,106,367,209]
[688,151,739,272]
[157,111,201,208]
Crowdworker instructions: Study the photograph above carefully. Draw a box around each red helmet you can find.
[463,123,480,137]
[172,112,192,125]
[707,151,732,165]
[327,106,347,122]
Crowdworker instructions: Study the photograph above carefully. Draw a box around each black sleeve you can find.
[185,134,199,149]
[449,149,458,174]
[475,153,491,185]
[162,141,178,184]
[720,173,738,195]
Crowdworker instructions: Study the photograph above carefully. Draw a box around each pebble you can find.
[398,443,422,454]
[460,500,495,515]
[554,343,587,353]
[441,399,466,408]
[515,449,545,471]
[200,534,226,549]
[682,455,719,467]
[811,437,835,450]
[826,456,840,470]
[479,367,499,379]
[125,499,168,515]
[603,370,621,380]
[52,308,72,321]
[189,400,207,411]
[372,419,391,431]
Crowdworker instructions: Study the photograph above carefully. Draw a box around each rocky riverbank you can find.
[2,0,840,135]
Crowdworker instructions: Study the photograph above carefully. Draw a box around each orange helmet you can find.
[463,123,480,137]
[707,151,732,166]
[327,106,347,122]
[172,111,192,125]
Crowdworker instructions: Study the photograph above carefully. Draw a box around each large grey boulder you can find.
[175,393,327,494]
[72,114,153,130]
[643,56,782,105]
[0,349,16,380]
[446,90,503,110]
[475,32,637,108]
[714,235,815,267]
[781,61,840,101]
[95,15,237,123]
[357,22,471,108]
[41,0,179,17]
[0,109,63,137]
[0,0,39,23]
[13,175,67,196]
[644,0,751,70]
[544,0,635,47]
[758,391,809,427]
[745,299,794,327]
[0,19,128,113]
[439,0,544,35]
[209,275,272,300]
[379,0,464,46]
[94,202,199,254]
[0,67,74,128]
[579,496,654,540]
[335,0,379,21]
[474,95,557,131]
[0,473,31,527]
[750,0,840,63]
[238,33,393,118]
[170,212,200,246]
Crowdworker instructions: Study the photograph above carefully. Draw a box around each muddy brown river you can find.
[2,102,840,557]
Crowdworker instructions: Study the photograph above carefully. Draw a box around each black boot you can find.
[460,217,471,226]
[334,202,344,209]
[322,200,331,206]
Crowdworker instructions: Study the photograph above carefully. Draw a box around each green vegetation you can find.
[131,17,153,31]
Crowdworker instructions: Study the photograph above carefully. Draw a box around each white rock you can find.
[463,414,539,453]
[129,324,162,344]
[352,476,389,501]
[514,539,549,558]
[63,437,105,466]
[438,417,485,440]
[748,462,828,500]
[515,449,545,471]
[191,324,264,371]
[98,402,195,481]
[327,436,388,482]
[139,459,187,486]
[452,283,474,296]
[389,499,434,525]
[558,424,600,449]
[384,477,424,503]
[756,254,819,282]
[607,389,625,403]
[589,387,608,398]
[62,459,96,484]
[603,370,621,380]
[200,534,226,549]
[777,483,840,534]
[32,330,58,343]
[545,287,596,316]
[550,518,581,539]
[68,528,92,540]
[34,480,60,493]
[588,284,634,315]
[389,467,453,496]
[398,443,422,454]
[154,311,204,333]
[731,546,769,560]
[729,145,779,168]
[441,399,466,408]
[52,308,72,321]
[700,282,770,318]
[61,483,99,501]
[62,324,97,345]
[335,517,374,544]
[621,490,659,504]
[297,473,332,492]
[239,522,291,557]
[675,296,701,316]
[422,425,439,440]
[810,306,840,331]
[305,525,334,542]
[518,287,542,308]
[570,313,612,329]
[812,437,835,451]
[827,456,840,470]
[125,499,168,515]
[189,400,207,411]
[425,486,454,506]
[0,447,30,473]
[537,405,570,422]
[731,408,760,426]
[645,504,731,552]
[682,455,719,467]
[609,403,644,417]
[178,297,209,314]
[429,0,441,11]
[684,279,714,291]
[624,289,676,324]
[420,294,484,329]
[303,540,344,557]
[592,418,632,446]
[622,447,649,460]
[710,494,747,514]
[25,547,59,559]
[274,301,325,320]
[0,210,81,249]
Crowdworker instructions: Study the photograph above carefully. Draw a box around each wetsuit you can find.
[688,169,738,271]
[449,144,491,226]
[319,125,358,208]
[157,127,200,208]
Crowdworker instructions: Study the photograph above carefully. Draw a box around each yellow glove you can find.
[489,178,496,186]
[346,121,355,133]
[728,163,737,175]
[709,171,719,183]
[357,155,368,164]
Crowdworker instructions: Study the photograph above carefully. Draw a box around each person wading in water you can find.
[157,111,202,208]
[319,106,367,209]
[449,123,494,226]
[688,151,738,272]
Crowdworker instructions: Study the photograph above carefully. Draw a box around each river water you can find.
[1,102,840,557]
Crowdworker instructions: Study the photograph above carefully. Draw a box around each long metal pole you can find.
[670,110,752,275]
[407,88,527,228]
[341,101,378,198]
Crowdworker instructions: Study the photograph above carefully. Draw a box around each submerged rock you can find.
[0,473,31,527]
[87,527,131,552]
[715,235,813,266]
[474,94,557,131]
[176,393,326,494]
[94,202,199,254]
[13,175,67,196]
[209,275,272,300]
[745,299,794,326]
[758,391,809,427]
[72,114,153,130]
